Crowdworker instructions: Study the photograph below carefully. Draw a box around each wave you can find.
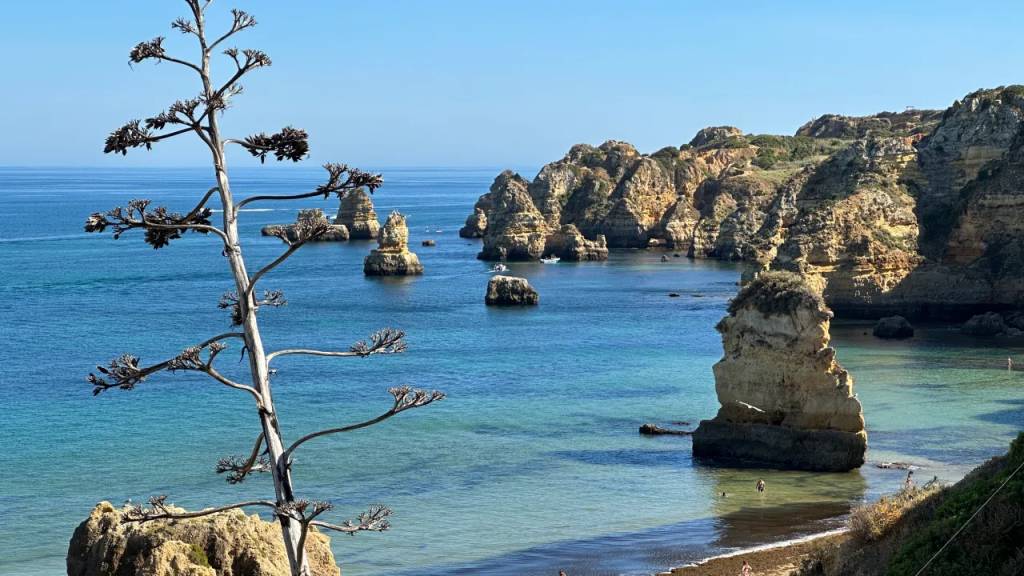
[0,234,94,243]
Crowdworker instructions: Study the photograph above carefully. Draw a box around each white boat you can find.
[490,263,508,273]
[540,256,561,264]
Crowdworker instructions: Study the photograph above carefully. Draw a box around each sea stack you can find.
[363,211,424,276]
[692,271,867,472]
[335,187,380,239]
[261,208,349,242]
[485,275,539,306]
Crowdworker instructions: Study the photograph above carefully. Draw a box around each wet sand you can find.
[666,531,847,576]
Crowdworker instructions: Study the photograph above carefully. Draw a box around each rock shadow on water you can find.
[975,398,1024,427]
[550,448,691,468]
[387,501,851,576]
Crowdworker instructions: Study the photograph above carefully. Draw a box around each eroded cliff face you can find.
[465,85,1024,318]
[692,272,867,472]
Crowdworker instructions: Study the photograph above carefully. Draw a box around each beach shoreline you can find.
[665,529,848,576]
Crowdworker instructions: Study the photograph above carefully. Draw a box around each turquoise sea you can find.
[0,167,1021,575]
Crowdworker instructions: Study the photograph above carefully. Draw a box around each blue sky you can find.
[1,1,1022,167]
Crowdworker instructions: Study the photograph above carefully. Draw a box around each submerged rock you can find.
[364,211,424,276]
[692,271,867,472]
[334,187,380,239]
[421,239,436,247]
[873,316,915,339]
[485,275,538,306]
[261,209,349,242]
[639,423,692,436]
[67,502,339,576]
[961,311,1022,336]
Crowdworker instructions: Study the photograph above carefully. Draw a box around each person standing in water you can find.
[1009,357,1014,371]
[756,479,766,494]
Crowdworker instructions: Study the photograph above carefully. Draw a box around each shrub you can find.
[849,485,940,543]
[727,270,825,316]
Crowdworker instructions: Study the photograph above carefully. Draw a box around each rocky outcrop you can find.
[476,171,554,261]
[262,209,349,242]
[364,211,424,276]
[459,207,488,238]
[692,272,867,472]
[545,224,608,261]
[67,502,339,576]
[873,316,915,339]
[334,188,379,239]
[465,85,1024,319]
[485,275,538,305]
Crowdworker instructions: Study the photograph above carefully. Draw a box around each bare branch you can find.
[235,163,383,212]
[128,36,202,74]
[310,505,392,535]
[235,126,308,163]
[103,121,195,156]
[84,198,228,248]
[123,495,277,523]
[88,333,242,395]
[283,385,444,460]
[205,365,265,408]
[267,328,407,365]
[219,290,286,327]
[209,9,258,51]
[216,431,269,484]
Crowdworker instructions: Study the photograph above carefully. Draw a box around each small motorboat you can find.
[490,263,508,273]
[540,256,561,264]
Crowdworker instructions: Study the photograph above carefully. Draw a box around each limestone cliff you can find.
[364,211,424,276]
[466,85,1024,319]
[67,502,339,576]
[692,271,867,472]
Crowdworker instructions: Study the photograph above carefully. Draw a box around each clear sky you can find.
[2,1,1023,168]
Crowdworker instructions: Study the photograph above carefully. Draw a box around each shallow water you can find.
[0,167,1020,575]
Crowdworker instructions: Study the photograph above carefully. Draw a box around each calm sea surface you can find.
[0,167,1021,575]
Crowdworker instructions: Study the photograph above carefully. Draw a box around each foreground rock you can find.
[485,275,538,305]
[692,272,867,472]
[334,187,380,239]
[67,502,339,576]
[872,316,915,339]
[262,209,349,242]
[364,211,423,276]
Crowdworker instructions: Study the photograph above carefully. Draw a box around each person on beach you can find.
[904,470,914,490]
[756,479,765,494]
[741,560,753,575]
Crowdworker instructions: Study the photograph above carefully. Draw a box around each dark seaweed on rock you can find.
[727,271,826,316]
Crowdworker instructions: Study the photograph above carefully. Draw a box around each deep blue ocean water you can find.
[0,166,1021,575]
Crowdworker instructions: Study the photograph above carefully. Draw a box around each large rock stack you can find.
[692,271,867,472]
[335,187,380,239]
[67,502,339,576]
[363,211,424,276]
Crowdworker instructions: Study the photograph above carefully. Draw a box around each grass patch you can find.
[188,543,211,568]
[728,270,824,316]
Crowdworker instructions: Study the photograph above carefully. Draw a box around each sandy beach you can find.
[665,531,848,576]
